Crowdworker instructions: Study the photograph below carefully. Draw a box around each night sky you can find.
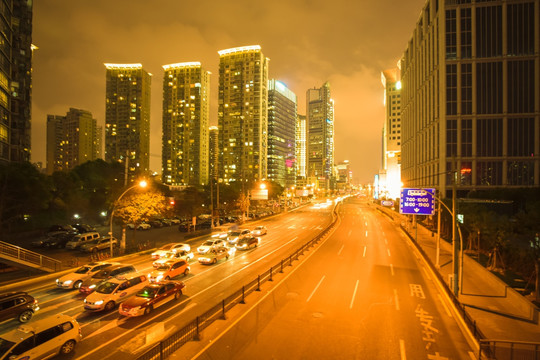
[31,0,426,183]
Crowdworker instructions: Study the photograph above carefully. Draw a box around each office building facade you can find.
[209,126,218,181]
[104,63,151,176]
[400,0,540,197]
[217,45,268,185]
[306,82,335,190]
[162,62,210,186]
[296,114,307,179]
[268,80,297,188]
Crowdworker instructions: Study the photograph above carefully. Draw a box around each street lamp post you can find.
[109,180,148,257]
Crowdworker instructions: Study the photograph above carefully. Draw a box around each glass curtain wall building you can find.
[400,0,540,197]
[162,62,210,187]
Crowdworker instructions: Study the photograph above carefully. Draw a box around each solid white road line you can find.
[400,339,406,360]
[349,280,359,309]
[438,294,452,317]
[306,275,326,302]
[365,230,368,237]
[394,289,400,310]
[468,351,476,360]
[387,249,391,257]
[363,246,367,257]
[337,244,344,256]
[422,266,432,280]
[390,264,394,276]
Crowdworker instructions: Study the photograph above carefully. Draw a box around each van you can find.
[83,273,148,311]
[0,314,82,360]
[65,232,100,250]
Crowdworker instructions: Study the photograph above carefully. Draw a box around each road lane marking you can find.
[409,284,425,299]
[365,222,368,226]
[394,289,400,310]
[468,352,476,360]
[365,231,368,237]
[437,294,452,317]
[387,249,391,257]
[349,280,359,309]
[390,264,394,276]
[400,339,406,360]
[307,275,325,302]
[337,244,344,256]
[384,238,388,245]
[363,246,367,257]
[422,266,432,280]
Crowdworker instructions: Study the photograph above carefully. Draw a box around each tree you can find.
[113,189,167,226]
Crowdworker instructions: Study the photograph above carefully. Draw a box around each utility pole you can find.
[452,163,459,295]
[436,199,441,269]
[210,177,214,228]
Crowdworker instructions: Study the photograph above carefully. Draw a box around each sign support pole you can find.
[452,168,459,296]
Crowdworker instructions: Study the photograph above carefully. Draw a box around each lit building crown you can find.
[218,45,261,56]
[162,62,202,70]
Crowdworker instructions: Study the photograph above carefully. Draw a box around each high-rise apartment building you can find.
[162,62,210,187]
[217,45,268,185]
[296,114,307,179]
[104,63,151,176]
[209,126,218,181]
[306,82,334,189]
[400,0,540,197]
[0,0,33,163]
[380,69,402,199]
[268,80,297,188]
[46,108,101,174]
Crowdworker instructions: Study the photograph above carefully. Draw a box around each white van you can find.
[65,232,100,250]
[83,273,149,311]
[0,314,82,360]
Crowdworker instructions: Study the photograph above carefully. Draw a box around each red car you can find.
[118,281,185,317]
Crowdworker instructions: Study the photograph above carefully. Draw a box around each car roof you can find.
[0,292,28,300]
[1,314,75,342]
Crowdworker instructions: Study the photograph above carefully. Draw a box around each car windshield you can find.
[74,266,92,274]
[96,281,118,294]
[0,338,15,357]
[229,231,241,236]
[202,240,214,246]
[255,226,263,230]
[137,287,159,298]
[159,244,174,251]
[155,264,171,270]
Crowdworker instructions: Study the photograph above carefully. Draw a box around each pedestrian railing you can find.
[0,240,62,272]
[135,203,340,360]
[479,339,540,360]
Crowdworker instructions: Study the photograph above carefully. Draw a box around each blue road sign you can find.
[400,188,435,215]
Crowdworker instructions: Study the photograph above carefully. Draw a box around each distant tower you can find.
[104,63,151,177]
[306,82,334,189]
[162,62,210,186]
[217,45,268,185]
[268,80,297,188]
[209,126,219,181]
[46,108,101,174]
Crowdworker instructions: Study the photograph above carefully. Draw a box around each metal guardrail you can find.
[136,203,340,360]
[480,340,540,360]
[0,240,62,272]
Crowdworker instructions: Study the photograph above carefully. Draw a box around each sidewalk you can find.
[381,207,540,343]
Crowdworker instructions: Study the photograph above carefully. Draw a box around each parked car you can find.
[252,225,267,236]
[151,243,191,259]
[45,225,78,238]
[65,232,100,250]
[0,314,82,359]
[149,259,190,282]
[71,223,96,234]
[197,239,226,254]
[198,247,230,264]
[197,220,212,230]
[149,220,163,228]
[0,292,39,323]
[178,222,192,232]
[79,264,136,295]
[43,232,77,248]
[80,236,118,253]
[235,236,260,250]
[137,223,151,230]
[160,219,172,227]
[126,223,135,230]
[56,262,118,290]
[226,229,251,246]
[119,281,185,317]
[83,273,149,312]
[152,250,194,268]
[170,218,181,225]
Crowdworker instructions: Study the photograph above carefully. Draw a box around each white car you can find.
[211,232,228,239]
[197,239,226,254]
[152,250,194,268]
[56,262,117,289]
[137,223,151,230]
[252,226,267,236]
[151,243,191,259]
[0,314,82,359]
[83,273,148,312]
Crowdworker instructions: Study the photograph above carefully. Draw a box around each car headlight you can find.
[89,284,96,289]
[64,280,72,285]
[95,300,104,305]
[156,275,163,282]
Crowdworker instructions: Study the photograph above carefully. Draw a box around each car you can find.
[79,236,118,253]
[149,259,190,282]
[45,224,78,237]
[178,222,192,232]
[197,239,226,254]
[56,262,118,289]
[71,223,96,234]
[252,225,267,236]
[126,223,135,230]
[0,314,82,359]
[79,264,137,295]
[211,232,228,240]
[65,232,101,250]
[170,218,181,225]
[0,292,39,323]
[43,232,77,248]
[235,236,260,250]
[149,220,163,228]
[198,246,230,264]
[197,220,212,229]
[119,281,185,317]
[226,229,251,246]
[83,273,149,312]
[151,243,191,259]
[137,222,151,230]
[160,219,172,227]
[152,250,194,268]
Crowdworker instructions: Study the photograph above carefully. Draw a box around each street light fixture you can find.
[109,180,148,257]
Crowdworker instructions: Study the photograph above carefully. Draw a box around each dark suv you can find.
[0,292,39,323]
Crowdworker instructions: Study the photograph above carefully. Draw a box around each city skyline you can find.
[30,0,426,183]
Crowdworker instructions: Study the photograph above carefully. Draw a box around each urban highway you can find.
[190,197,477,360]
[0,201,334,359]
